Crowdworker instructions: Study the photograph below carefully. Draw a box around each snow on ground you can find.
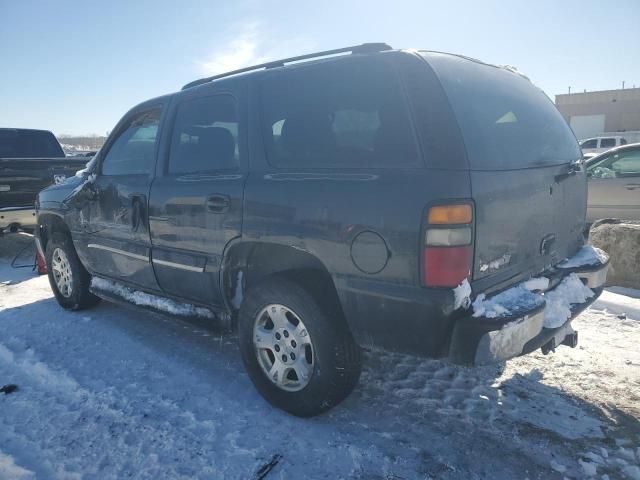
[0,234,639,479]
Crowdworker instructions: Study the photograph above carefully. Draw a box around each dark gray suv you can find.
[35,44,609,416]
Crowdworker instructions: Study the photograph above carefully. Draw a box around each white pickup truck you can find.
[579,135,628,154]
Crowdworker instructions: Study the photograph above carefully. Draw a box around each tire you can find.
[238,278,361,417]
[45,232,100,310]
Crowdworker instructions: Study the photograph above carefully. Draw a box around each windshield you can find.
[422,53,581,170]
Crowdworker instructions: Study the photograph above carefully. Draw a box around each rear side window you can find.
[424,53,581,169]
[102,108,161,176]
[260,59,419,168]
[0,129,65,158]
[581,139,598,149]
[169,95,239,174]
[600,138,616,148]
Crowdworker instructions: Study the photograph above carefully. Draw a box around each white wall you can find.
[569,114,606,140]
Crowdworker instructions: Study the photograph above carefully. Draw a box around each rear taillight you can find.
[422,203,473,288]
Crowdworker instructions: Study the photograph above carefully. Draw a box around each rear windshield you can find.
[0,129,65,158]
[423,53,581,170]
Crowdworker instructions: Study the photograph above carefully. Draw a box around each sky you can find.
[1,0,639,136]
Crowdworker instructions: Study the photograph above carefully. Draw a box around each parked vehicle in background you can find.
[580,135,627,154]
[582,151,599,162]
[66,151,97,158]
[586,143,640,222]
[35,44,608,416]
[0,128,87,232]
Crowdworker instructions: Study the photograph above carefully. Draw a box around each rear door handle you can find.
[206,194,230,213]
[624,184,640,190]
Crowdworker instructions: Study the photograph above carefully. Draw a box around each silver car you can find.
[586,143,640,222]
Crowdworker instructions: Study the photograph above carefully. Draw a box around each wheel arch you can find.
[221,241,346,327]
[37,213,71,252]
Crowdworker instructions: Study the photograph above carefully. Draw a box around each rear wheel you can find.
[46,233,100,310]
[238,278,361,417]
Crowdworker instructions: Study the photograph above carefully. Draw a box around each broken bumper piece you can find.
[449,248,609,365]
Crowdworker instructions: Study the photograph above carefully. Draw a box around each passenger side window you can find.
[600,138,616,148]
[611,151,640,175]
[102,108,161,176]
[588,150,640,178]
[169,95,239,174]
[261,60,418,168]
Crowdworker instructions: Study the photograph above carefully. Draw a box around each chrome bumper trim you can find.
[573,264,609,289]
[475,309,546,365]
[472,258,609,365]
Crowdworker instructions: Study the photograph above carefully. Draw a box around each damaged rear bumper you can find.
[449,252,609,365]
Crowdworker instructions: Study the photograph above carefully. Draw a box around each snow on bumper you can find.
[449,245,610,365]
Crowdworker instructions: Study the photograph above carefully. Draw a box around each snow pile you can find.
[558,244,609,269]
[521,277,550,292]
[472,286,544,319]
[91,277,214,319]
[472,274,594,328]
[542,274,595,328]
[453,279,472,309]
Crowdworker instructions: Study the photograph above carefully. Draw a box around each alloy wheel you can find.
[253,304,315,392]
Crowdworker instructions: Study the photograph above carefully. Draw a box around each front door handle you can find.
[624,184,640,190]
[206,194,230,213]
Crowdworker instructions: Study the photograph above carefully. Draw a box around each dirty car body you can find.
[35,44,608,414]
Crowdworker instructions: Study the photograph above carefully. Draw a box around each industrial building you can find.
[555,87,640,141]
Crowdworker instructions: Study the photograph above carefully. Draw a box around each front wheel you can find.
[238,278,361,417]
[45,233,100,310]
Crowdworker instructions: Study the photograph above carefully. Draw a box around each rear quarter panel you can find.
[243,54,472,357]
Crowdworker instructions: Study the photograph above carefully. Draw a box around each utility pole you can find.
[622,80,625,89]
[568,86,571,94]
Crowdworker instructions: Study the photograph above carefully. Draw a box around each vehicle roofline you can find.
[0,127,57,134]
[181,43,394,90]
[585,142,640,163]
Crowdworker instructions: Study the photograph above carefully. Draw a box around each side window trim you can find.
[97,104,164,176]
[164,92,241,175]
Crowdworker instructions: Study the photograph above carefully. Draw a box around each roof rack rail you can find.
[181,42,392,90]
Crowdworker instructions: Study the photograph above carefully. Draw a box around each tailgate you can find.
[471,167,586,291]
[0,158,87,208]
[422,52,586,292]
